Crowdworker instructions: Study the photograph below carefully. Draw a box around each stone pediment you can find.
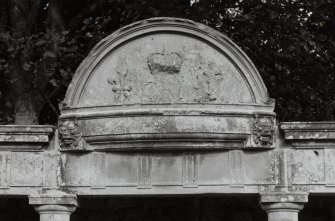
[60,17,275,151]
[63,17,273,110]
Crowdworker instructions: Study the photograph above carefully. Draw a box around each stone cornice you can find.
[0,125,54,150]
[281,122,335,147]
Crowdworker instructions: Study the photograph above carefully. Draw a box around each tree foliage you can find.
[0,0,334,124]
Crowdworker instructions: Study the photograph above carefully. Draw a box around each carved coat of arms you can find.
[145,52,183,102]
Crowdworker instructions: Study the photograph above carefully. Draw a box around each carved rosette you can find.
[253,116,275,147]
[58,119,85,150]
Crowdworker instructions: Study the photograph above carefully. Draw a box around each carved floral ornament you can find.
[108,57,132,103]
[253,115,275,147]
[58,119,84,150]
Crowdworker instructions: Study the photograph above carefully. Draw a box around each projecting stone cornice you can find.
[0,125,54,151]
[281,122,335,147]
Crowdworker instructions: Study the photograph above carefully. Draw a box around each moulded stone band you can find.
[34,205,77,213]
[261,202,305,212]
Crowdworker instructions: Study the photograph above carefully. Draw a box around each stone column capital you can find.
[261,202,305,212]
[260,192,308,221]
[34,204,77,213]
[29,192,78,221]
[29,191,78,207]
[260,192,308,204]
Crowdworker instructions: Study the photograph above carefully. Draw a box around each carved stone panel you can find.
[10,152,43,186]
[291,149,325,184]
[78,34,254,106]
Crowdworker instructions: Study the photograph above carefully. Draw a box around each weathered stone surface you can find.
[281,122,335,147]
[0,125,54,150]
[261,202,305,221]
[59,17,275,152]
[58,120,85,151]
[63,18,273,107]
[5,18,335,215]
[29,191,78,206]
[260,192,309,203]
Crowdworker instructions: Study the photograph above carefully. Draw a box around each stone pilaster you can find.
[29,192,78,221]
[260,192,308,221]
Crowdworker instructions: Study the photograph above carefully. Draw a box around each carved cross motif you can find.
[108,58,132,103]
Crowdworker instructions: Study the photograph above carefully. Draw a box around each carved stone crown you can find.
[147,52,183,75]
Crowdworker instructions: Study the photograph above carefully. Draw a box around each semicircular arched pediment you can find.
[59,18,276,151]
[62,17,274,112]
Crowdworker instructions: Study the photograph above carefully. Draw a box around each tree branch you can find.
[26,0,43,33]
[67,0,106,32]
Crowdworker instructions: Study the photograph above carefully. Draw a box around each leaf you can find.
[60,69,70,78]
[35,39,45,46]
[44,51,56,58]
[49,79,59,87]
[22,63,31,71]
[269,10,278,19]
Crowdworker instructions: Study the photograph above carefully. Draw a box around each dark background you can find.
[0,0,334,124]
[1,196,335,221]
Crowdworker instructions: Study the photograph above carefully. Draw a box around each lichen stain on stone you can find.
[292,154,324,184]
[225,118,237,132]
[150,118,177,133]
[258,152,278,185]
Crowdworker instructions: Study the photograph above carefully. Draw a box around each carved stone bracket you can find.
[253,115,275,147]
[58,119,85,151]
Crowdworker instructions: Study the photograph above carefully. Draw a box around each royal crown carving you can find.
[147,52,183,75]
